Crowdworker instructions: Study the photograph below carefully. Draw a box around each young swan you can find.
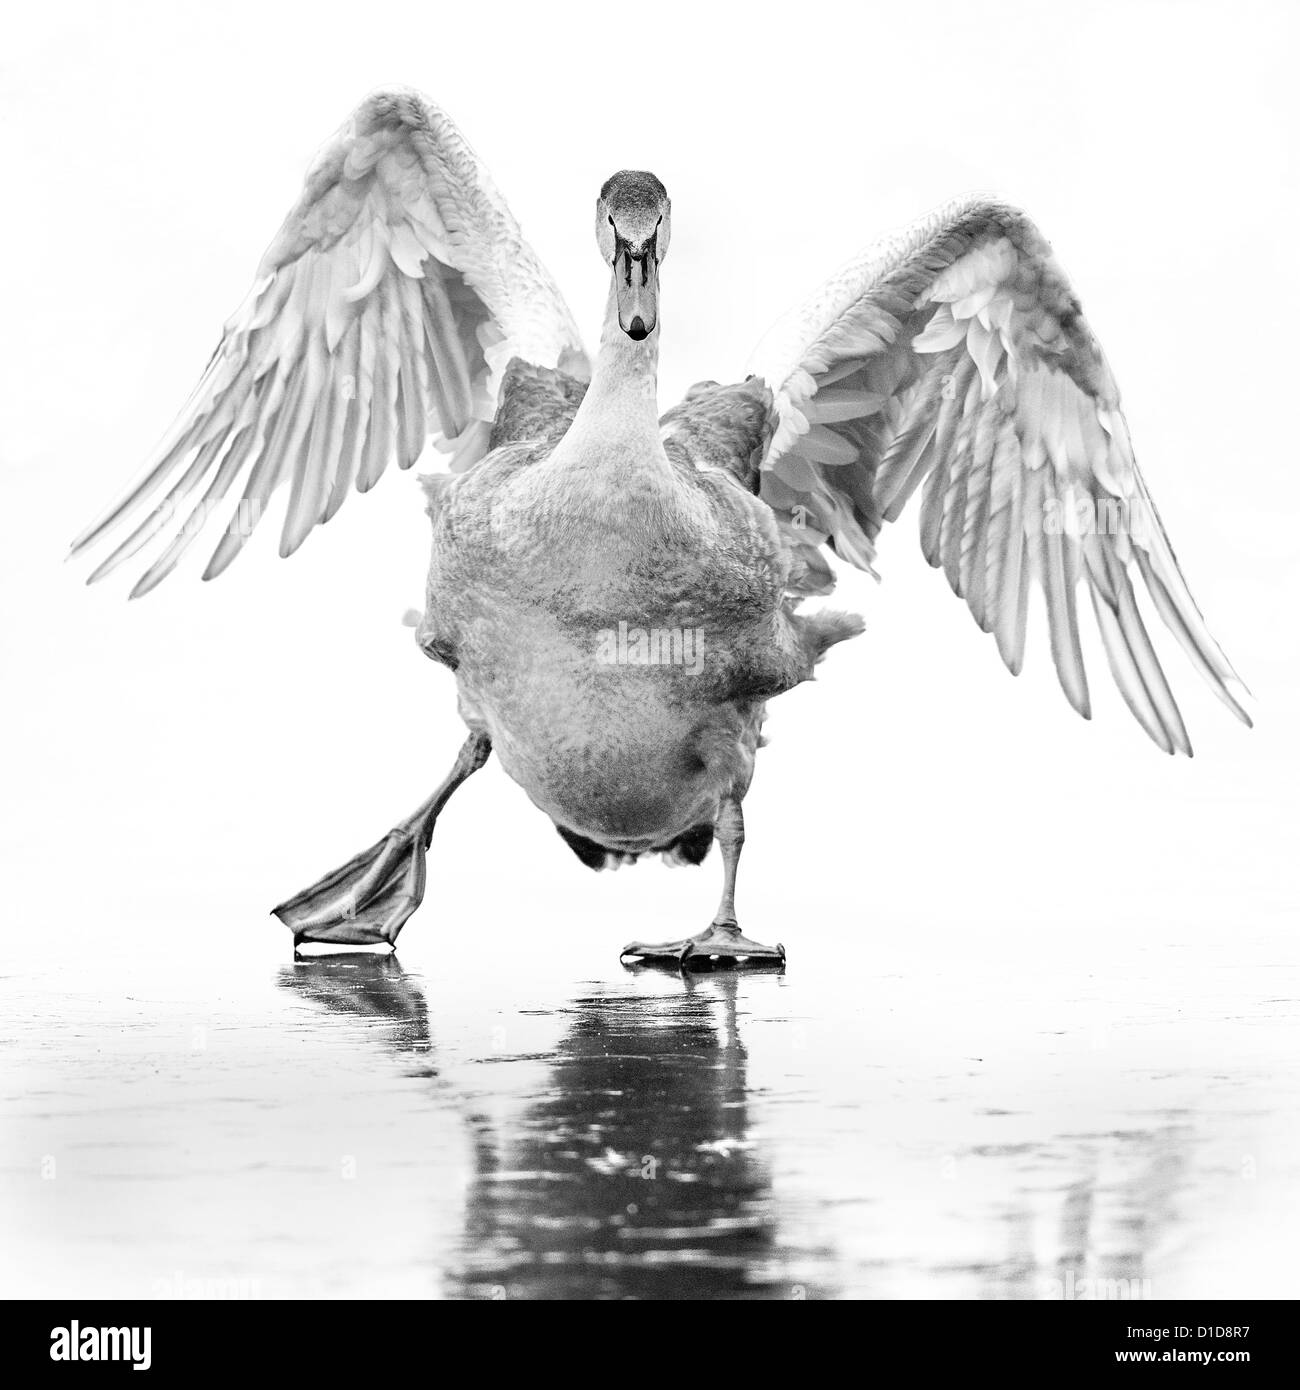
[71,92,1245,967]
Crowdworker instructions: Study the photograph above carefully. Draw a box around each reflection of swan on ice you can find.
[277,954,825,1298]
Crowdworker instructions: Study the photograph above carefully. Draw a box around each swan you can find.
[70,88,1251,966]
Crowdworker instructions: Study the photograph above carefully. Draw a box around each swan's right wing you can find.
[70,88,589,596]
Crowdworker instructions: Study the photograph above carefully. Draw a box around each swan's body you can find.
[424,349,845,861]
[71,89,1250,962]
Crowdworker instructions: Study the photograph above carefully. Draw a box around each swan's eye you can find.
[607,214,614,226]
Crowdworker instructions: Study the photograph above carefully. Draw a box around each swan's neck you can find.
[527,280,702,547]
[556,284,663,459]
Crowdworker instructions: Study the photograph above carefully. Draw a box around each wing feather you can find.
[128,425,259,597]
[71,88,589,591]
[1035,469,1091,718]
[751,195,1249,752]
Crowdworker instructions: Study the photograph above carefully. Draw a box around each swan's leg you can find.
[621,796,785,968]
[274,732,491,949]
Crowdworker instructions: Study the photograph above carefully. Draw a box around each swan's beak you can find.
[614,239,658,340]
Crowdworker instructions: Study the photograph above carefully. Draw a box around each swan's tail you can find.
[554,821,715,872]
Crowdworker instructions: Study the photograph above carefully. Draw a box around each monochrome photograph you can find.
[2,0,1295,1353]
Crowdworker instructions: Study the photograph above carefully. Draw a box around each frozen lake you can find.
[4,906,1296,1300]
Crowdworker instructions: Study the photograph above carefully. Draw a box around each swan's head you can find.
[596,170,671,341]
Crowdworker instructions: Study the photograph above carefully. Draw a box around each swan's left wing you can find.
[70,88,589,595]
[749,196,1249,754]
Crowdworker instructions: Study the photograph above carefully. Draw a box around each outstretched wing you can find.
[750,196,1249,754]
[70,88,589,596]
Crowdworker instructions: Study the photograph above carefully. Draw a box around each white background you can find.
[2,0,1296,1010]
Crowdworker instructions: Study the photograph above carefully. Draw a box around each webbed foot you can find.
[273,732,490,950]
[274,822,428,948]
[620,922,786,970]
